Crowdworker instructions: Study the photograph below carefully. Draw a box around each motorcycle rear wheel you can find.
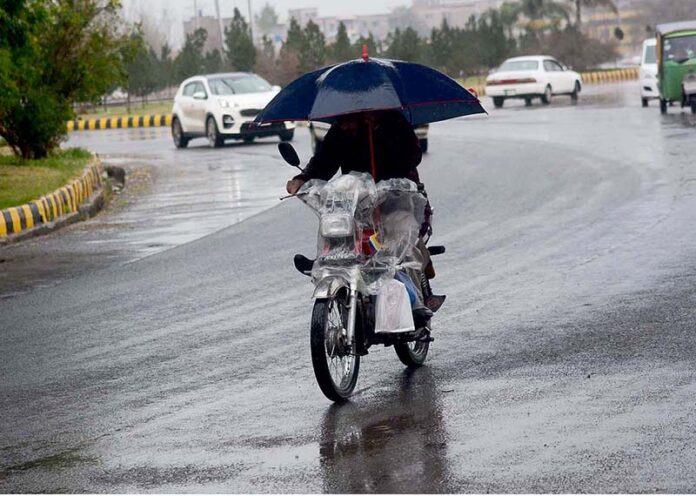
[311,296,360,401]
[394,338,429,367]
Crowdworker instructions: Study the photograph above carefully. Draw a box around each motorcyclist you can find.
[286,110,445,317]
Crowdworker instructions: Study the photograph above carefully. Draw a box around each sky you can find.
[121,0,410,47]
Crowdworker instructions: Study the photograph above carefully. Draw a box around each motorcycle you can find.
[279,142,445,402]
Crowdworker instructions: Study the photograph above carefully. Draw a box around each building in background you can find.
[411,0,505,31]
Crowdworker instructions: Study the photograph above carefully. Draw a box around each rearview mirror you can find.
[193,91,207,100]
[278,142,300,167]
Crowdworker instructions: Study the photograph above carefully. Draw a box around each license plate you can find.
[504,89,516,96]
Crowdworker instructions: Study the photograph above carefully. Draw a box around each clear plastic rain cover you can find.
[297,171,427,295]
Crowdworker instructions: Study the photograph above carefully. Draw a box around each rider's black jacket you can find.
[294,112,423,184]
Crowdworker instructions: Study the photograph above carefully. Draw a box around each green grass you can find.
[0,148,92,210]
[77,100,172,120]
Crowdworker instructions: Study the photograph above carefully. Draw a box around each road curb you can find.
[67,114,172,132]
[0,157,105,244]
[581,67,639,85]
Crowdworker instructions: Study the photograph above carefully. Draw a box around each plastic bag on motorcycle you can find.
[297,171,427,296]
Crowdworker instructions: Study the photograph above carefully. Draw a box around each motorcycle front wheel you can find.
[311,296,360,402]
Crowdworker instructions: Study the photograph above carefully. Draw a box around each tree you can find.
[518,0,570,26]
[301,20,327,71]
[499,1,522,39]
[225,8,255,71]
[204,48,224,73]
[571,0,617,28]
[430,19,455,72]
[174,28,208,81]
[254,35,278,82]
[331,21,353,62]
[159,43,174,92]
[125,30,158,104]
[0,0,130,159]
[255,3,278,36]
[387,27,424,62]
[478,9,514,68]
[278,17,304,82]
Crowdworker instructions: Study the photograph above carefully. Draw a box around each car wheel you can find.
[206,116,224,148]
[660,98,668,114]
[243,136,255,144]
[279,129,294,142]
[524,98,532,107]
[172,118,189,149]
[642,98,649,108]
[570,81,581,101]
[691,99,696,114]
[419,138,428,153]
[493,96,504,108]
[541,85,552,105]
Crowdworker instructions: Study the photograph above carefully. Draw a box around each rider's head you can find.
[337,113,362,135]
[336,110,405,135]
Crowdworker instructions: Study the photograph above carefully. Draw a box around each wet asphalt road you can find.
[2,82,696,492]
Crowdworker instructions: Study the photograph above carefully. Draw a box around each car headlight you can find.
[320,214,353,238]
[218,99,231,108]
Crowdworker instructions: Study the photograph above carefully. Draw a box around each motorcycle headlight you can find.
[320,214,353,238]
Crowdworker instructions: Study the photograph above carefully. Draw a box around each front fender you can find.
[312,276,350,299]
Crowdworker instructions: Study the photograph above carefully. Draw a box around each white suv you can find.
[171,72,295,148]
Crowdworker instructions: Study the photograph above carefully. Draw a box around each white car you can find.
[171,72,295,148]
[485,55,582,108]
[640,38,658,107]
[309,122,430,153]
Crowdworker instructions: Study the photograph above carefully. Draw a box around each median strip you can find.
[0,158,104,242]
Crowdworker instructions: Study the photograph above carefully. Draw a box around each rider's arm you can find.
[294,126,342,182]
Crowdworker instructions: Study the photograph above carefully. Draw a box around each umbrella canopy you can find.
[254,57,486,126]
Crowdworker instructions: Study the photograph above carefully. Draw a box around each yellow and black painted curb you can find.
[0,159,103,238]
[581,67,639,85]
[67,114,172,131]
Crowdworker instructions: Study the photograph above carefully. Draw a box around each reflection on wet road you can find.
[3,81,696,491]
[320,368,449,493]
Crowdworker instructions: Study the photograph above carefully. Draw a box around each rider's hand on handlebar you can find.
[286,178,305,195]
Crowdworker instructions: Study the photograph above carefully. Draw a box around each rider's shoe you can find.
[425,294,446,313]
